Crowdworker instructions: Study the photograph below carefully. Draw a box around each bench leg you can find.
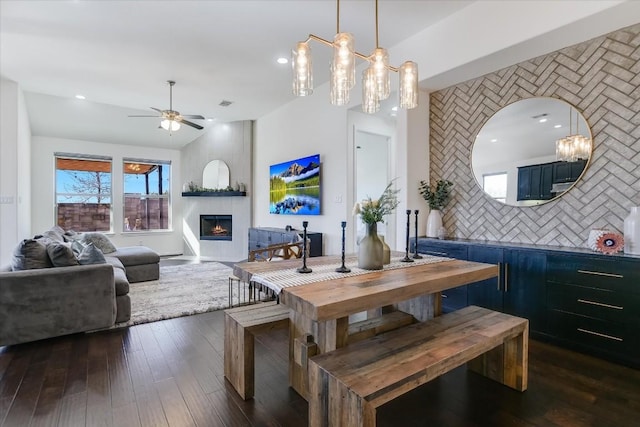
[224,313,255,400]
[467,323,528,392]
[309,360,376,427]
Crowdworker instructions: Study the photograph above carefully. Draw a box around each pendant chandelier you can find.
[292,0,418,114]
[555,106,592,162]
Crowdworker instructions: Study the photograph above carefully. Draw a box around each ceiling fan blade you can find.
[150,107,163,113]
[178,118,204,130]
[128,115,160,117]
[181,114,205,120]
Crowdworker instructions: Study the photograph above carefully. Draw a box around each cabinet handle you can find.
[497,262,502,291]
[577,328,623,342]
[577,270,623,279]
[504,263,509,292]
[577,299,623,310]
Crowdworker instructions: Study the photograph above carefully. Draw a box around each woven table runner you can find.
[250,254,451,295]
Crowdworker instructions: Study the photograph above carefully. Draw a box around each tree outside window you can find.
[55,156,112,231]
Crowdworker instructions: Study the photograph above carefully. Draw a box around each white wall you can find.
[180,121,252,261]
[0,78,31,266]
[31,136,182,255]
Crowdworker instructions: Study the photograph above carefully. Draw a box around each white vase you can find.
[624,206,640,254]
[426,209,443,238]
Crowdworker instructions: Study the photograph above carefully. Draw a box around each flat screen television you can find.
[269,154,320,215]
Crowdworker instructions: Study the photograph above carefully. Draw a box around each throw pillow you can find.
[11,239,53,271]
[76,242,107,265]
[80,232,117,254]
[46,242,79,267]
[43,225,66,242]
[70,239,85,256]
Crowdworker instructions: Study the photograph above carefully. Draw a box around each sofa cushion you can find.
[104,256,126,272]
[80,233,117,254]
[112,267,130,296]
[46,242,79,267]
[11,239,53,271]
[77,243,107,265]
[111,246,160,267]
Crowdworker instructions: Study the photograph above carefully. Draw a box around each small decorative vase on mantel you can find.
[426,209,443,238]
[358,222,384,270]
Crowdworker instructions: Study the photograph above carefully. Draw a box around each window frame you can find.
[54,153,113,232]
[122,158,172,232]
[482,172,508,204]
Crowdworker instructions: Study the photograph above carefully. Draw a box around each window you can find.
[123,158,171,231]
[55,154,112,231]
[483,172,507,203]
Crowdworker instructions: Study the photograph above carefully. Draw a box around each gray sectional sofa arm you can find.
[0,263,116,346]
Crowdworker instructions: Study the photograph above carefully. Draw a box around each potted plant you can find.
[418,179,453,238]
[353,182,400,269]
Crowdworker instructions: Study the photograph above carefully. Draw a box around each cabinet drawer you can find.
[548,309,638,357]
[441,285,467,312]
[547,282,640,326]
[416,242,468,260]
[547,255,638,293]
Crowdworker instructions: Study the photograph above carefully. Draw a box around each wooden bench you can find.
[224,301,290,400]
[308,305,528,427]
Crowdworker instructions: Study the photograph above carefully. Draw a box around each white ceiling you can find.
[0,0,472,148]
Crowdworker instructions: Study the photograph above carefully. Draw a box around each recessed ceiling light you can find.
[391,106,398,111]
[539,118,547,123]
[207,118,214,122]
[554,124,562,128]
[491,139,498,143]
[277,57,288,64]
[75,94,86,100]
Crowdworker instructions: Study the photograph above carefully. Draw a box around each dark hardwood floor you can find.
[1,309,639,427]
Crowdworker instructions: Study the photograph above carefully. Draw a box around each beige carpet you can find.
[115,262,236,327]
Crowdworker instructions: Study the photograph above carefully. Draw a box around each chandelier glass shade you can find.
[292,42,313,96]
[291,0,418,114]
[555,108,591,162]
[362,66,380,114]
[160,119,181,132]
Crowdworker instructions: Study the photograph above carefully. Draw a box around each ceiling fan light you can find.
[161,119,181,132]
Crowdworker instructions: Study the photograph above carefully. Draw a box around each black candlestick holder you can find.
[336,221,351,273]
[297,221,312,273]
[401,209,414,263]
[413,210,423,259]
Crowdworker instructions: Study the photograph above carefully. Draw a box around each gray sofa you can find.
[0,229,160,346]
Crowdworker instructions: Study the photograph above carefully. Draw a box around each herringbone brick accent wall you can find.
[430,23,640,247]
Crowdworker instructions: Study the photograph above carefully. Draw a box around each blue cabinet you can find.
[415,237,640,368]
[413,239,468,313]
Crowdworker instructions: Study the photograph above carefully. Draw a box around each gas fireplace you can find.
[200,215,232,241]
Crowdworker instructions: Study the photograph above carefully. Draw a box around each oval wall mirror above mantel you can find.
[471,97,592,207]
[202,159,230,189]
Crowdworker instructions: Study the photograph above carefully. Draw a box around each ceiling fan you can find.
[129,80,205,131]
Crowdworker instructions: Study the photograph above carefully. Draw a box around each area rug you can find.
[115,262,235,327]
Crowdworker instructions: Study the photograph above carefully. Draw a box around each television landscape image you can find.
[270,154,320,215]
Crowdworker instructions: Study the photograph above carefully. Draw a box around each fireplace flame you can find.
[212,225,228,235]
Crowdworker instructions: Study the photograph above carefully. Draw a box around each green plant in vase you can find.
[418,179,453,238]
[352,182,400,269]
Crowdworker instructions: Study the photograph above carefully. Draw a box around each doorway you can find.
[354,130,394,248]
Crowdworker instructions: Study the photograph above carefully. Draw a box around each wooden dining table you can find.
[232,253,499,399]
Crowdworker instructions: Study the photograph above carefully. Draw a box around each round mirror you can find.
[471,97,592,207]
[202,160,230,189]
